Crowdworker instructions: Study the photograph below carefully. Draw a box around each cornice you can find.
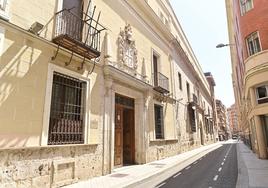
[121,0,173,51]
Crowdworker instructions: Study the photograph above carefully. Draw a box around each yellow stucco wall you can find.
[0,26,50,147]
[0,0,176,148]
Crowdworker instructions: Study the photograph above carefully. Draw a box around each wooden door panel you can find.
[114,105,123,166]
[123,109,135,164]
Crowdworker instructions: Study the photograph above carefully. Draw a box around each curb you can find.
[236,142,249,188]
[124,143,222,188]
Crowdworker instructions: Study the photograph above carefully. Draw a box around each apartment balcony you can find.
[52,9,105,60]
[153,72,169,94]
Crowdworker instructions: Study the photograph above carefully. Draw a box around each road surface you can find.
[155,143,238,188]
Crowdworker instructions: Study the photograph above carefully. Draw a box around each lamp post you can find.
[216,43,235,48]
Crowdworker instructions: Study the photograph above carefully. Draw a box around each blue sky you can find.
[170,0,234,108]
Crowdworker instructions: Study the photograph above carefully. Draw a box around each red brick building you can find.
[226,0,268,159]
[227,104,238,134]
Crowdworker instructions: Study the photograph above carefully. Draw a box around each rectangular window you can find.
[186,82,190,102]
[178,72,182,90]
[48,72,86,145]
[256,85,268,104]
[153,53,159,87]
[188,103,196,132]
[240,0,253,15]
[246,32,261,56]
[154,104,164,139]
[205,118,209,134]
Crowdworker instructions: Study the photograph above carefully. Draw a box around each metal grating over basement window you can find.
[48,72,86,145]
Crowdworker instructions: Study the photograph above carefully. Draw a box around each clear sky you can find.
[170,0,234,108]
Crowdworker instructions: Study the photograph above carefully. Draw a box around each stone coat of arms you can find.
[118,24,138,70]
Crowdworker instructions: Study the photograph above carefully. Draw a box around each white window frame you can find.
[240,0,253,15]
[246,31,262,56]
[41,63,91,146]
[256,85,268,104]
[0,0,9,20]
[0,26,5,56]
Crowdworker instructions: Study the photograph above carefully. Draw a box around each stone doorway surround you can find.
[102,76,150,174]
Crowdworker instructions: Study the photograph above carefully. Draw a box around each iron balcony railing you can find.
[53,9,104,59]
[153,72,169,94]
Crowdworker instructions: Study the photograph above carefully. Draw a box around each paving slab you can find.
[236,142,268,188]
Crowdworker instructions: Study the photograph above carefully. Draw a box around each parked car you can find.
[232,135,238,139]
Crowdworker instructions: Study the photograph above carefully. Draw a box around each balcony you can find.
[153,72,169,94]
[53,9,105,60]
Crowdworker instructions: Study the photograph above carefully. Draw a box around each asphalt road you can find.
[155,144,238,188]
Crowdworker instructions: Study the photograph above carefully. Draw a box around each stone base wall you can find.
[146,138,213,163]
[147,140,181,162]
[0,144,103,188]
[180,140,202,153]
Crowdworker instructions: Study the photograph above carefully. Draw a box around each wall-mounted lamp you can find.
[29,22,44,35]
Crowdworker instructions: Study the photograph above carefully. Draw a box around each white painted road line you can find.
[218,167,222,172]
[223,158,226,161]
[156,182,166,188]
[186,166,191,170]
[221,162,224,165]
[213,175,219,181]
[173,172,182,178]
[209,187,213,188]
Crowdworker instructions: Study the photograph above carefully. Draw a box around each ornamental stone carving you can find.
[118,24,138,70]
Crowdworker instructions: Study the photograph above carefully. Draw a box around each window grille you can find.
[48,72,86,145]
[115,94,134,108]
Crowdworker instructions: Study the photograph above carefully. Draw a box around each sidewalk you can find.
[236,142,268,188]
[65,142,223,188]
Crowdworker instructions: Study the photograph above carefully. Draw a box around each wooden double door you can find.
[114,95,135,166]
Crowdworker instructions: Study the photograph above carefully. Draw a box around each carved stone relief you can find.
[118,24,138,70]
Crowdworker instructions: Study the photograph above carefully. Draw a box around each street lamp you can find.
[216,43,235,48]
